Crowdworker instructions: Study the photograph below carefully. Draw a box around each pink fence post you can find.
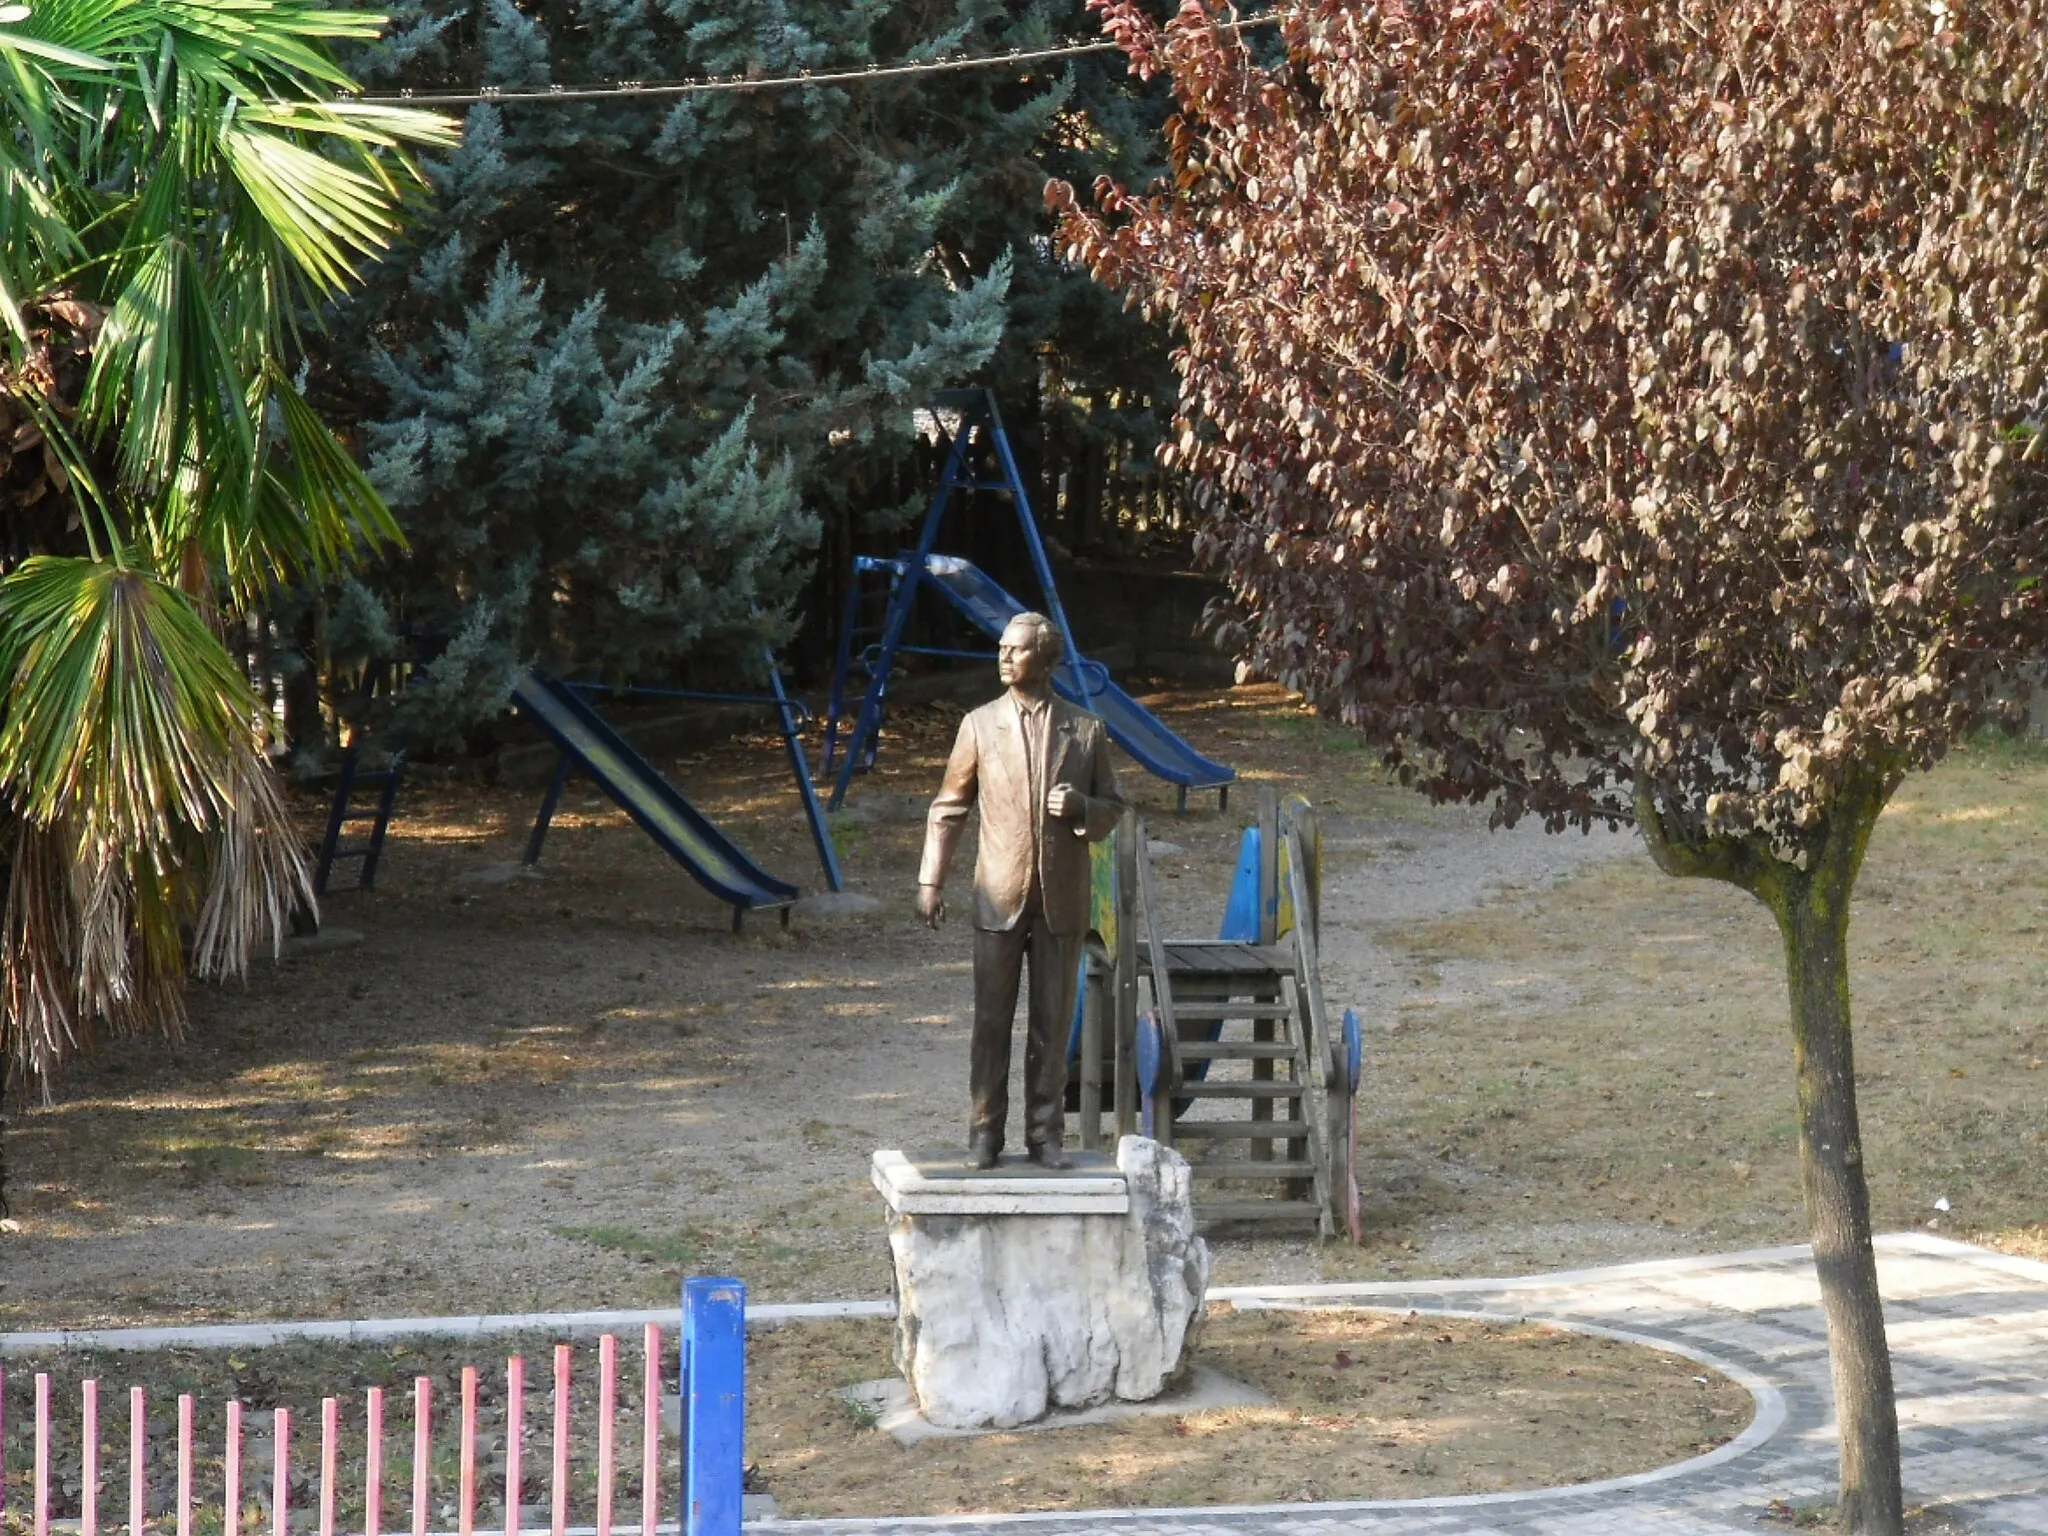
[178,1395,196,1536]
[595,1337,615,1536]
[273,1408,290,1536]
[458,1368,477,1536]
[84,1378,101,1536]
[364,1389,384,1536]
[34,1372,50,1536]
[549,1346,570,1536]
[226,1401,243,1536]
[321,1399,340,1536]
[503,1359,524,1536]
[638,1327,660,1536]
[411,1379,430,1536]
[129,1387,145,1536]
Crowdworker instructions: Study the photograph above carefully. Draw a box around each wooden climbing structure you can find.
[1071,789,1363,1239]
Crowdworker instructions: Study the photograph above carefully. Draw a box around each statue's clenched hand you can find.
[1046,783,1082,822]
[915,883,946,929]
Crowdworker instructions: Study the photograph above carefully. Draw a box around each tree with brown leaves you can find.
[1052,2,2048,1529]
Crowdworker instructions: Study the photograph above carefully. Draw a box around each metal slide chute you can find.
[512,672,798,928]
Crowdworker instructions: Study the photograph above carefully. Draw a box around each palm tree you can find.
[0,0,456,1091]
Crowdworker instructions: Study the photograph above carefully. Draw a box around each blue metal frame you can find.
[825,424,976,808]
[821,389,1236,810]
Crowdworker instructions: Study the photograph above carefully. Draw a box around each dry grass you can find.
[1317,732,2048,1276]
[748,1309,1751,1517]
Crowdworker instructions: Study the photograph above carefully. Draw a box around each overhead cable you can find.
[348,15,1276,107]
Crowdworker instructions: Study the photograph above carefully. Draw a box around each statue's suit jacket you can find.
[919,694,1123,935]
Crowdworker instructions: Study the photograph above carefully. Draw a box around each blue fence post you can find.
[680,1276,747,1536]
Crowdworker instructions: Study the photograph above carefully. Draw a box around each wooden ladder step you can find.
[1154,966,1291,985]
[1179,1081,1303,1099]
[1173,1118,1311,1139]
[1193,1160,1319,1180]
[1178,1041,1297,1061]
[1196,1198,1323,1222]
[1173,1002,1297,1020]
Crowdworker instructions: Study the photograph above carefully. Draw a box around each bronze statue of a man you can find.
[917,612,1124,1169]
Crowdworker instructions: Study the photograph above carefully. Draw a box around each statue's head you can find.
[998,612,1063,691]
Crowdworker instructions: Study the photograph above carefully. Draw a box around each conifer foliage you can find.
[321,0,1156,734]
[1054,3,2048,1530]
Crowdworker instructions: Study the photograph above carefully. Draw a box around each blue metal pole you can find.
[765,646,844,892]
[983,399,1095,710]
[820,564,868,780]
[828,423,976,809]
[523,752,574,867]
[681,1276,747,1536]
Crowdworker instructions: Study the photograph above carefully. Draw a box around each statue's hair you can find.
[1007,611,1065,667]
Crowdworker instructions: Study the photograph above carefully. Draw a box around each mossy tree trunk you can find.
[1640,769,1903,1536]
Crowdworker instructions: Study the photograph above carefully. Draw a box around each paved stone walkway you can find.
[759,1233,2048,1533]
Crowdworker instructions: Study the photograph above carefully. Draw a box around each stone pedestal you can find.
[871,1136,1210,1431]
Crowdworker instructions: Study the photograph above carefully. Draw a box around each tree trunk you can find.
[1639,771,1904,1535]
[1771,801,1903,1536]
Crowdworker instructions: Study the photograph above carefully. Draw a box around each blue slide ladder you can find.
[513,672,800,931]
[820,388,1234,813]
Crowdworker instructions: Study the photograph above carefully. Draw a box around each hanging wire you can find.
[346,15,1277,107]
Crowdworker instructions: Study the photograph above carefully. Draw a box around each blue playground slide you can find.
[511,673,798,919]
[921,556,1236,794]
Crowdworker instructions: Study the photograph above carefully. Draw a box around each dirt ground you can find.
[0,1309,1751,1525]
[1,680,2045,1330]
[752,1308,1749,1516]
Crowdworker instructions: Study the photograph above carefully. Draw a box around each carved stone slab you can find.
[872,1136,1210,1430]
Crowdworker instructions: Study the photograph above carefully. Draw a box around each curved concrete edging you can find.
[2,1231,2021,1358]
[748,1300,1787,1531]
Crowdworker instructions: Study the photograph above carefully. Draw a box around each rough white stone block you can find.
[874,1136,1210,1430]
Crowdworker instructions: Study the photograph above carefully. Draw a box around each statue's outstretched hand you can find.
[915,884,946,929]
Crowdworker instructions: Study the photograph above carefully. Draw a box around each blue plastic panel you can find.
[681,1276,747,1536]
[1219,827,1263,943]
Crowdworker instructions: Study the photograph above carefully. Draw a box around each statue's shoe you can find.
[1027,1141,1069,1171]
[964,1133,1001,1170]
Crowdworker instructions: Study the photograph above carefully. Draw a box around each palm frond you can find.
[217,121,409,295]
[8,0,453,577]
[0,0,450,1089]
[1,820,81,1092]
[0,556,259,844]
[189,739,313,978]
